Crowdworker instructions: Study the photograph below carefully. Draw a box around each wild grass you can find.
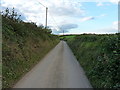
[2,15,59,88]
[66,34,120,88]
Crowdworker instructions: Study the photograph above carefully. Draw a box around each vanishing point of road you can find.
[14,41,92,88]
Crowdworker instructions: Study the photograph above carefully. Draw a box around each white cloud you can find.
[1,0,46,24]
[52,23,78,34]
[60,23,78,30]
[113,21,119,30]
[48,1,84,17]
[110,0,119,4]
[1,0,84,26]
[96,0,119,7]
[99,28,118,33]
[100,14,106,17]
[80,14,106,22]
[90,22,118,34]
[85,27,118,34]
[1,0,118,34]
[80,16,95,22]
[96,2,111,7]
[97,2,104,6]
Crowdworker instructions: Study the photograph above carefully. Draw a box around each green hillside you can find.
[2,9,59,88]
[65,34,120,88]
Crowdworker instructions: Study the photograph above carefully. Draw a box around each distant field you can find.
[64,35,76,38]
[59,35,76,41]
[66,34,120,88]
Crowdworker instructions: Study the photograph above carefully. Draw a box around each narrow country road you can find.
[14,41,92,88]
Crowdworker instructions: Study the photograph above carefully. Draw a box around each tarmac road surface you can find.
[14,41,92,88]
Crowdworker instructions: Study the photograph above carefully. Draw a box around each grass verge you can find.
[65,34,120,88]
[2,15,60,88]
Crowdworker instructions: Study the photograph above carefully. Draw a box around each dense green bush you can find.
[2,9,59,88]
[66,34,120,88]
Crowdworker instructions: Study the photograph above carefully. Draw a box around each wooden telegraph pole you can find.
[63,29,64,40]
[45,7,48,28]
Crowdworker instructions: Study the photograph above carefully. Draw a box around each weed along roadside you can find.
[2,7,119,89]
[65,34,120,88]
[2,8,60,88]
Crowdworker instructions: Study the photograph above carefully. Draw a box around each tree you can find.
[4,8,9,18]
[1,7,22,22]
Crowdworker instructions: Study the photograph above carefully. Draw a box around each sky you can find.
[1,0,119,35]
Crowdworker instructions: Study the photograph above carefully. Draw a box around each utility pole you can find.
[63,30,64,36]
[37,2,48,28]
[45,7,48,28]
[63,29,64,40]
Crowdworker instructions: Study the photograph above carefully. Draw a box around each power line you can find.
[37,1,46,7]
[36,1,60,29]
[49,19,60,30]
[36,1,64,35]
[48,12,62,31]
[47,14,60,31]
[37,1,48,28]
[36,1,61,30]
[49,14,60,29]
[49,12,65,35]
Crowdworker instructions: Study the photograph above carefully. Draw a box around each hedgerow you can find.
[66,34,120,88]
[2,8,59,88]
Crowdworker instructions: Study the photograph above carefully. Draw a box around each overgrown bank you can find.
[65,34,120,88]
[2,13,59,88]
